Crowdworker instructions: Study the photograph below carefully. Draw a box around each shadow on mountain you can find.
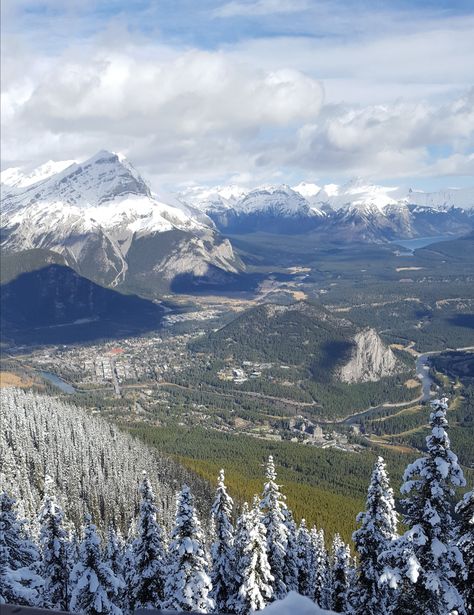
[448,314,474,330]
[170,266,295,296]
[310,339,355,381]
[1,265,164,345]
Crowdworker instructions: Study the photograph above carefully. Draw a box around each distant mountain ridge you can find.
[2,152,473,296]
[181,178,473,240]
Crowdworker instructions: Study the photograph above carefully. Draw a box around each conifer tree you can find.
[0,544,41,606]
[129,472,166,610]
[0,491,42,606]
[69,514,123,615]
[350,456,398,615]
[330,533,351,613]
[296,519,315,597]
[38,476,70,610]
[103,523,125,611]
[260,455,289,599]
[163,485,214,613]
[210,469,235,612]
[104,523,125,580]
[380,398,466,615]
[232,498,274,614]
[282,507,299,593]
[456,488,474,613]
[312,527,328,608]
[1,491,40,570]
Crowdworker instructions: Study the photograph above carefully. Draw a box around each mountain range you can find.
[1,150,473,295]
[1,151,240,293]
[183,178,474,241]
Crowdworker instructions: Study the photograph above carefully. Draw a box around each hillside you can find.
[185,302,413,419]
[0,263,165,345]
[0,387,212,530]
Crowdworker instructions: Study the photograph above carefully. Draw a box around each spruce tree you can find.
[0,544,41,606]
[282,507,299,593]
[380,398,466,615]
[232,498,274,614]
[456,488,474,613]
[210,469,235,612]
[163,484,214,613]
[38,476,70,610]
[260,455,289,599]
[350,456,398,615]
[330,533,351,613]
[312,527,328,608]
[1,491,40,570]
[69,514,123,615]
[103,523,125,611]
[0,491,42,606]
[129,472,166,610]
[296,519,314,597]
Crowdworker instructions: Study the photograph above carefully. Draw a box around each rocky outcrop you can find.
[339,328,400,383]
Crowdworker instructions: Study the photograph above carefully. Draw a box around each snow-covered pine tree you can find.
[296,519,315,597]
[69,514,123,615]
[380,398,466,615]
[456,488,474,613]
[163,484,214,613]
[282,507,299,593]
[312,527,328,608]
[38,476,70,610]
[232,498,274,615]
[103,522,125,611]
[129,472,166,610]
[349,456,398,614]
[1,491,40,570]
[0,491,42,606]
[329,533,351,613]
[210,469,235,612]
[0,544,41,606]
[104,522,125,580]
[260,455,289,599]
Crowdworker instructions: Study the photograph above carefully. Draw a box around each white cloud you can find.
[1,2,473,189]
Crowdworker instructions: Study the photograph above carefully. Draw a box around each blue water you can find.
[392,235,456,254]
[39,371,76,394]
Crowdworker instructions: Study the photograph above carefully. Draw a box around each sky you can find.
[1,0,473,191]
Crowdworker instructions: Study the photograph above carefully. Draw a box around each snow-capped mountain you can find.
[1,151,241,292]
[182,184,326,234]
[184,177,473,240]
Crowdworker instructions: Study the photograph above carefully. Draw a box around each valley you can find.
[1,152,473,544]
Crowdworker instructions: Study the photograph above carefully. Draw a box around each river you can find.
[39,371,76,394]
[415,353,435,402]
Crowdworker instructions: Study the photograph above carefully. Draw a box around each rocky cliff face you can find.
[338,328,400,383]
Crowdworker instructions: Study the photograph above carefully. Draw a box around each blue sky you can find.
[2,0,473,191]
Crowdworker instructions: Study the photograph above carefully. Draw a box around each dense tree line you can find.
[0,388,212,531]
[2,394,473,613]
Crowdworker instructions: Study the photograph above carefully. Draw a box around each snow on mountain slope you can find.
[1,159,76,190]
[238,184,324,216]
[313,178,404,213]
[180,184,248,209]
[403,186,474,210]
[1,151,240,289]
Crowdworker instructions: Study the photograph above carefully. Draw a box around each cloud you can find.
[290,90,474,179]
[213,0,310,18]
[1,1,473,189]
[1,39,323,185]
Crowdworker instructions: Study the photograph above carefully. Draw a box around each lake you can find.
[39,371,76,394]
[391,235,458,254]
